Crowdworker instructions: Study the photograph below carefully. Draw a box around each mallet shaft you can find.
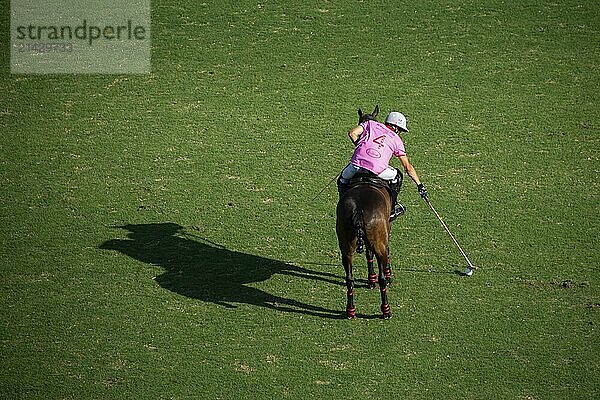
[425,198,476,270]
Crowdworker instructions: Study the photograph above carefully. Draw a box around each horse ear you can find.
[358,108,364,118]
[373,105,379,117]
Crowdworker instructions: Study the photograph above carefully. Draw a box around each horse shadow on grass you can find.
[99,223,343,319]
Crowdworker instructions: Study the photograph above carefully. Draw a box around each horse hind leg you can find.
[366,247,377,289]
[385,245,392,284]
[374,243,392,319]
[342,252,356,319]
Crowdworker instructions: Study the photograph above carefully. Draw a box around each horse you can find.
[336,105,393,319]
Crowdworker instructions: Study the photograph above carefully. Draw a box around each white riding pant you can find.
[340,163,398,183]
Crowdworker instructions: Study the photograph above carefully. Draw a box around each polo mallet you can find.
[424,197,477,276]
[311,174,339,202]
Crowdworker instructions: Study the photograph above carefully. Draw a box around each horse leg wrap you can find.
[346,307,357,319]
[346,288,355,318]
[384,267,392,281]
[368,273,377,287]
[381,303,392,318]
[378,278,391,318]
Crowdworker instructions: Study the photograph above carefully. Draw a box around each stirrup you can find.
[389,204,406,221]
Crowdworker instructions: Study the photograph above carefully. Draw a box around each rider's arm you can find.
[398,155,422,185]
[348,125,364,145]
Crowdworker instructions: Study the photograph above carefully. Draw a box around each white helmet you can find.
[385,112,408,132]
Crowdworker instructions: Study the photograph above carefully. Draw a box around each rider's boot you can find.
[389,177,405,221]
[337,176,350,198]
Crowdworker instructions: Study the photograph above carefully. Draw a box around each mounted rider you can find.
[337,109,428,221]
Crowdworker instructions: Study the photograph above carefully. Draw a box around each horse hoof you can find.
[368,283,376,290]
[383,312,392,320]
[346,308,356,319]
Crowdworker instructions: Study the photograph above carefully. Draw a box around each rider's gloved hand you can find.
[417,183,428,200]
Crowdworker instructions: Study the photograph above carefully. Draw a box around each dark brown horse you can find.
[336,106,393,319]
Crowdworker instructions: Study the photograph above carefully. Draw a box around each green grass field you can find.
[1,0,599,398]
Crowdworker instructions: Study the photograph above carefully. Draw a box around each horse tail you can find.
[352,206,365,254]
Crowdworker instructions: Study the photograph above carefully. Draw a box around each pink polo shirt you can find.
[350,120,406,174]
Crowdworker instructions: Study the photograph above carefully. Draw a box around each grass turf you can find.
[1,0,599,398]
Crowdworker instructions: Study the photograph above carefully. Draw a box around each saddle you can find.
[347,172,391,193]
